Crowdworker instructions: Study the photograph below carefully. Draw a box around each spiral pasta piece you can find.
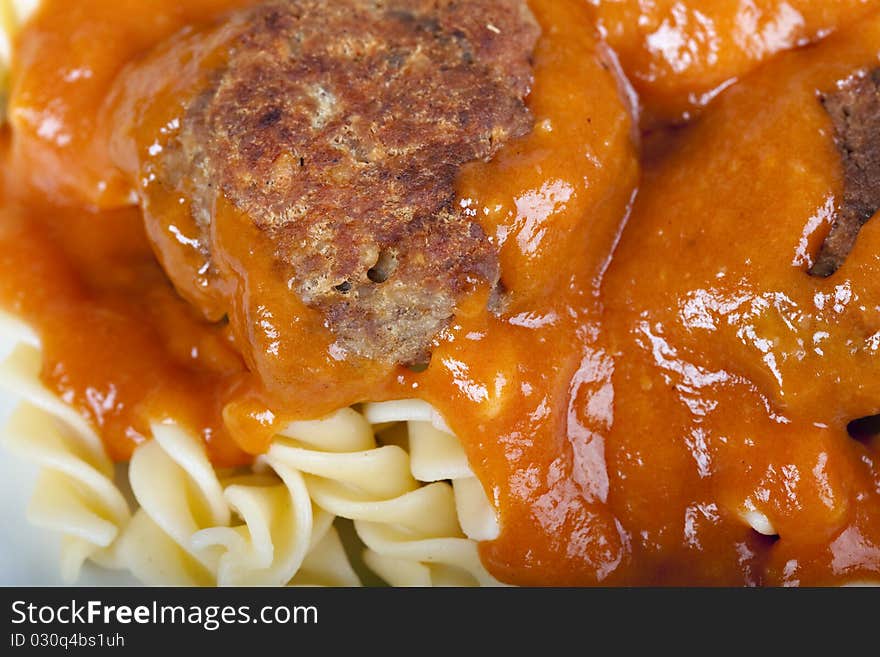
[270,403,505,586]
[0,315,130,582]
[0,311,502,586]
[289,524,361,587]
[91,426,363,587]
[0,312,360,586]
[121,421,360,586]
[364,400,501,543]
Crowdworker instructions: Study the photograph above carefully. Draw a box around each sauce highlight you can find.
[1,0,879,586]
[591,0,880,123]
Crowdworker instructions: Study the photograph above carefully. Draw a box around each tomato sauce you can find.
[1,0,878,586]
[591,0,880,123]
[603,19,880,585]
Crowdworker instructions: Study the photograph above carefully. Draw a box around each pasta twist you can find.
[0,0,505,589]
[0,314,130,581]
[115,421,359,586]
[269,401,505,586]
[0,313,360,586]
[0,312,504,586]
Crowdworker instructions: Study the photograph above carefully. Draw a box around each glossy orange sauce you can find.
[1,0,879,586]
[603,19,880,584]
[591,0,880,123]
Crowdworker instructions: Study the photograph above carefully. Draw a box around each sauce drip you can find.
[1,0,879,586]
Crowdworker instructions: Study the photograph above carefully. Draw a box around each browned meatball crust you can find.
[810,68,880,278]
[164,0,540,364]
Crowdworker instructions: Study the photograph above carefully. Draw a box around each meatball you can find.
[160,0,540,365]
[809,68,880,278]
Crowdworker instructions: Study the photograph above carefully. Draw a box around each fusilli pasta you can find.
[0,313,503,587]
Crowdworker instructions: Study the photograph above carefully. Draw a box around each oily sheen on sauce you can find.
[1,0,878,586]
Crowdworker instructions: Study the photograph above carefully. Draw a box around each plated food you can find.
[0,0,878,586]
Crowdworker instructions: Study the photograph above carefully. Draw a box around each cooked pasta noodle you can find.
[0,0,515,588]
[0,314,130,581]
[0,312,501,586]
[112,425,359,586]
[270,403,505,586]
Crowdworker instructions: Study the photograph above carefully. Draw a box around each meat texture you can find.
[810,68,880,278]
[164,0,540,364]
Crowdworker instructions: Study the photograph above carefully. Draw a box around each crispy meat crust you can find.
[810,68,880,278]
[170,0,539,364]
